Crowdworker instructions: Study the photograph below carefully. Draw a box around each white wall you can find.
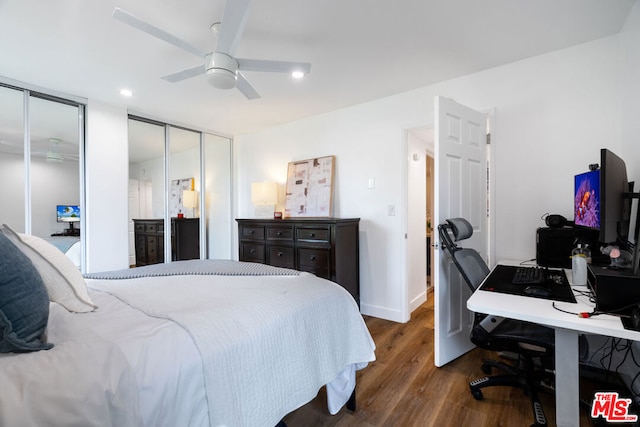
[236,34,623,322]
[621,0,640,183]
[85,100,129,273]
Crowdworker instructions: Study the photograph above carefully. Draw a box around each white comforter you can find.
[0,270,375,427]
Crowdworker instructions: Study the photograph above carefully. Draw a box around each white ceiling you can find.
[0,0,634,137]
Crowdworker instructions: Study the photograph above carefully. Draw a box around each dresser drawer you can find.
[135,222,145,232]
[298,248,330,269]
[146,236,159,264]
[145,223,159,233]
[268,245,295,269]
[241,242,265,263]
[240,225,265,240]
[266,226,294,241]
[298,249,331,280]
[297,227,330,242]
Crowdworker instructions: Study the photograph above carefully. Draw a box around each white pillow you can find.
[0,224,96,313]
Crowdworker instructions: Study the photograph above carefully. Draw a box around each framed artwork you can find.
[169,177,194,217]
[285,156,335,217]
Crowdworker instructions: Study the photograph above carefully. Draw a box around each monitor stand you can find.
[65,222,80,236]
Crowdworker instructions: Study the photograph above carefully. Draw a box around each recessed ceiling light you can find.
[291,71,305,79]
[120,88,133,97]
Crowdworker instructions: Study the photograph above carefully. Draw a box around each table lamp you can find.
[182,189,198,218]
[251,182,278,218]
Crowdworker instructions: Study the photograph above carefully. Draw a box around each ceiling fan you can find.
[0,138,79,163]
[112,0,311,100]
[34,138,79,163]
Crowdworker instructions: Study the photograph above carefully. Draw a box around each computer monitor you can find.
[56,204,80,232]
[574,149,632,246]
[600,148,631,245]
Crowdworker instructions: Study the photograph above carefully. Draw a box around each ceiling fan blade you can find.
[237,58,311,74]
[162,65,206,83]
[113,7,207,58]
[216,0,252,55]
[236,72,261,100]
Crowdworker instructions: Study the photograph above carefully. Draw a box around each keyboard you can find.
[512,267,546,284]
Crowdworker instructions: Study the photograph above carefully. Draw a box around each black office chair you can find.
[438,218,555,427]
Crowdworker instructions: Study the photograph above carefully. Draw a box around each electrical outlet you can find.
[387,204,395,216]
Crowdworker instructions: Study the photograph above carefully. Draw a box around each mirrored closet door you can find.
[128,116,232,267]
[0,82,84,270]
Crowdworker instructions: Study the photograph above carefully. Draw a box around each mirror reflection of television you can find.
[574,169,601,232]
[56,205,80,233]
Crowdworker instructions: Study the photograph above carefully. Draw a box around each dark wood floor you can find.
[284,291,597,427]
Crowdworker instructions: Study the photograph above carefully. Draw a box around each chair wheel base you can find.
[471,388,483,400]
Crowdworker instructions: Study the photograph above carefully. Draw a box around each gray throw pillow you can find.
[0,232,53,352]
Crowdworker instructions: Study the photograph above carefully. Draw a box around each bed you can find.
[0,225,376,427]
[43,235,82,268]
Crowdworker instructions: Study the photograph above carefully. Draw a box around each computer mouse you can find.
[524,286,552,298]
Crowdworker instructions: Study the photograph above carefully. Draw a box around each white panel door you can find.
[433,96,488,367]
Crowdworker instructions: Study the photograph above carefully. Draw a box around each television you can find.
[574,149,632,246]
[56,204,80,232]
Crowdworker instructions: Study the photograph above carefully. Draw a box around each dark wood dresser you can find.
[133,218,200,266]
[236,218,360,305]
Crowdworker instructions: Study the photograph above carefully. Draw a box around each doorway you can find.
[406,126,435,313]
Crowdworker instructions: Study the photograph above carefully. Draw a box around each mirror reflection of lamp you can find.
[182,190,198,218]
[251,182,278,218]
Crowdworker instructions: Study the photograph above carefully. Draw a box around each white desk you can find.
[467,265,640,427]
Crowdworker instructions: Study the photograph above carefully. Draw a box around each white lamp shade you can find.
[182,190,198,209]
[251,182,278,205]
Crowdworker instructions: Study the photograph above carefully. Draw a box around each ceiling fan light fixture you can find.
[206,68,237,89]
[205,52,238,89]
[46,151,64,163]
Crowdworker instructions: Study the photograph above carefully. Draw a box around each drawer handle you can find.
[277,251,283,257]
[249,230,254,235]
[310,233,315,237]
[277,231,282,236]
[309,255,316,260]
[250,249,255,254]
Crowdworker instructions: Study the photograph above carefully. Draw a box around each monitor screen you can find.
[56,205,80,223]
[574,169,600,230]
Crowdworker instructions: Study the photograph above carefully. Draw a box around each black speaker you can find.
[536,226,599,268]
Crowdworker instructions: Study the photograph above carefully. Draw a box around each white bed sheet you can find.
[88,272,376,427]
[0,300,140,426]
[0,291,207,427]
[85,290,208,427]
[1,269,375,427]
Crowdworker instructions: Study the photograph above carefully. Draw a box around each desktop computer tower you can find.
[536,226,600,268]
[588,265,640,316]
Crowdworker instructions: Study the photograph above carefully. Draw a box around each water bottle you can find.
[571,243,590,286]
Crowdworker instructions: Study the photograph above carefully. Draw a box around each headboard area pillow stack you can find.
[0,224,96,313]
[0,233,53,353]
